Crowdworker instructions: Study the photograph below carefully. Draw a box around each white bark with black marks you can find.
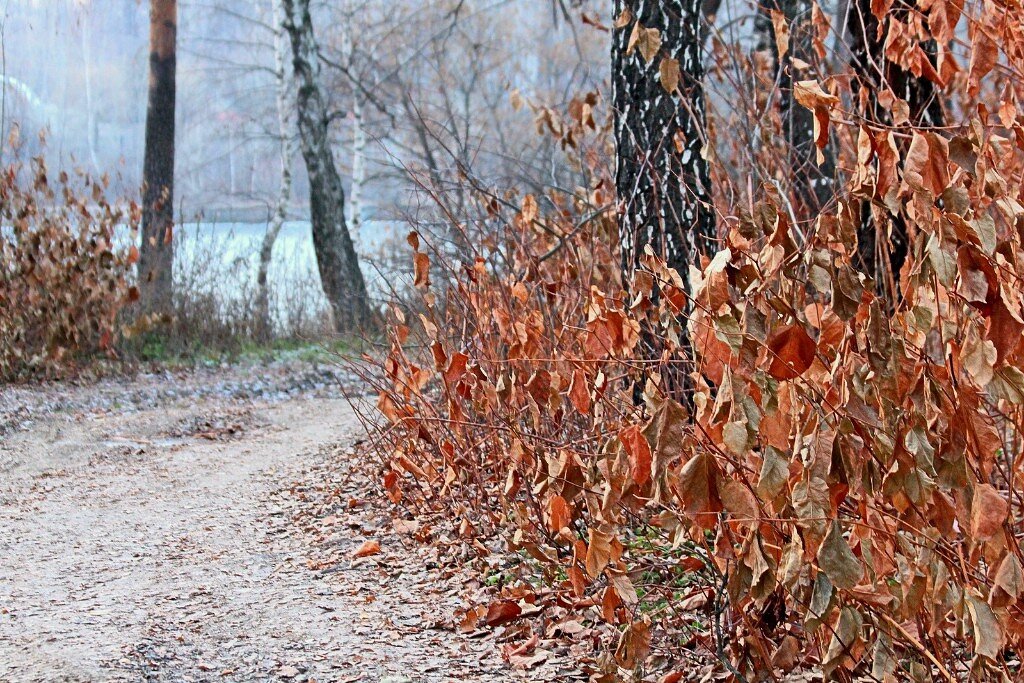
[281,0,372,335]
[613,0,714,403]
[256,0,298,340]
[613,0,715,282]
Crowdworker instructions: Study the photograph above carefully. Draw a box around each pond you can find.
[173,220,403,328]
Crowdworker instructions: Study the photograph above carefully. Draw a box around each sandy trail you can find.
[0,376,510,682]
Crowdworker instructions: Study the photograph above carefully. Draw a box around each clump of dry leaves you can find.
[0,152,139,381]
[367,2,1024,680]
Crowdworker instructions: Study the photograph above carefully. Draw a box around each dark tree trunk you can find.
[761,0,836,212]
[847,0,943,287]
[614,0,716,280]
[282,0,372,335]
[139,0,177,316]
[613,0,715,403]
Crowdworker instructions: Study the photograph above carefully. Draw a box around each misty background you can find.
[0,1,607,226]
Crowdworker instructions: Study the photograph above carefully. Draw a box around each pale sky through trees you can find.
[0,1,607,222]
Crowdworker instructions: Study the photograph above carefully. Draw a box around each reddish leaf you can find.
[675,452,722,529]
[444,352,469,385]
[620,424,652,487]
[353,540,381,558]
[767,323,817,380]
[525,369,552,406]
[547,494,572,534]
[568,369,591,415]
[485,600,522,627]
[414,252,430,288]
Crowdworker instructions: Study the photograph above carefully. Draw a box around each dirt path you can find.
[0,375,513,682]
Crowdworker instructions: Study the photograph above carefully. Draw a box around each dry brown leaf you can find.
[352,539,381,558]
[767,323,817,380]
[971,483,1008,541]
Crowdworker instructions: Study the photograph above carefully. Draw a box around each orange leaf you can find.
[601,585,621,623]
[767,323,817,380]
[568,565,587,597]
[770,10,789,60]
[971,484,1007,541]
[525,369,552,406]
[903,131,949,197]
[444,352,469,384]
[615,618,651,669]
[414,252,430,288]
[548,494,572,534]
[586,528,618,578]
[568,368,591,415]
[484,600,522,627]
[676,452,722,529]
[353,539,381,558]
[620,424,652,487]
[968,28,998,97]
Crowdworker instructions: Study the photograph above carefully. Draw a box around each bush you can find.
[367,92,1024,679]
[0,157,138,381]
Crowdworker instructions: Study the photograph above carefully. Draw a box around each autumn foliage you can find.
[368,0,1024,679]
[0,156,139,380]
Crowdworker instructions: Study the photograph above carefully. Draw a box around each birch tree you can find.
[281,0,372,334]
[613,0,715,401]
[613,0,715,281]
[255,0,297,339]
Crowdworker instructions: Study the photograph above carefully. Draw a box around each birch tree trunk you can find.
[614,0,715,281]
[255,0,298,340]
[613,0,715,403]
[341,4,365,247]
[81,7,101,174]
[139,0,177,316]
[281,0,372,335]
[349,94,366,247]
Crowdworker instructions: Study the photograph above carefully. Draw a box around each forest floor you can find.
[0,361,556,682]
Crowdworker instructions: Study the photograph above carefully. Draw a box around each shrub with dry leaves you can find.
[366,1,1024,680]
[0,157,138,381]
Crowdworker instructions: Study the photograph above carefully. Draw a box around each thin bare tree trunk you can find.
[80,7,100,174]
[349,94,366,247]
[341,5,365,247]
[281,0,372,335]
[139,0,177,316]
[256,0,297,340]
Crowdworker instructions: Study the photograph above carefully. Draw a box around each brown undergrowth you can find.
[0,155,138,381]
[361,9,1024,679]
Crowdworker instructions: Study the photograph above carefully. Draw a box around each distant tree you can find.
[255,0,298,340]
[759,0,835,212]
[281,0,372,334]
[139,0,177,316]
